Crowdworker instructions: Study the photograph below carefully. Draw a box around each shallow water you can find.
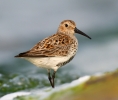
[0,0,118,97]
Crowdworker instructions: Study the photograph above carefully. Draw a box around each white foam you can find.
[0,73,104,100]
[0,92,30,100]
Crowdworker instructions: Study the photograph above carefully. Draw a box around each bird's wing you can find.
[15,33,74,57]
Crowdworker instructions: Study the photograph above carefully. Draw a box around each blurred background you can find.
[0,0,118,97]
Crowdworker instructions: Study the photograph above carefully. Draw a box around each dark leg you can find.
[47,69,54,88]
[52,71,56,88]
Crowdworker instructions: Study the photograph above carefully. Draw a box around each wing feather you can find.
[15,33,74,57]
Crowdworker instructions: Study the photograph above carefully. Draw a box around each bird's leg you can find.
[47,69,53,88]
[52,71,56,88]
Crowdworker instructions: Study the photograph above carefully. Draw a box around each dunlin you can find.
[15,20,91,88]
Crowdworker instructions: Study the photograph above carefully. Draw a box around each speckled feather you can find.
[16,20,78,57]
[16,33,77,57]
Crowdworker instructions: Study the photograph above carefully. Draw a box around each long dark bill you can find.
[74,27,91,39]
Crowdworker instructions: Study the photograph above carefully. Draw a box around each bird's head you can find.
[57,20,91,39]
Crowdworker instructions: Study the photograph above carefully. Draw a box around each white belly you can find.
[22,56,71,71]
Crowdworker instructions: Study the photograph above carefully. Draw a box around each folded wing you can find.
[15,33,74,57]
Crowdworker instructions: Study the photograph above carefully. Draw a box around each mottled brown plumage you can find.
[15,20,91,88]
[16,33,75,57]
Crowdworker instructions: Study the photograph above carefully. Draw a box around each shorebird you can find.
[15,20,91,88]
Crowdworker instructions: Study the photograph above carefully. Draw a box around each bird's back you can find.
[15,33,78,58]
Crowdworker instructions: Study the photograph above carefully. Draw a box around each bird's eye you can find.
[65,24,68,27]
